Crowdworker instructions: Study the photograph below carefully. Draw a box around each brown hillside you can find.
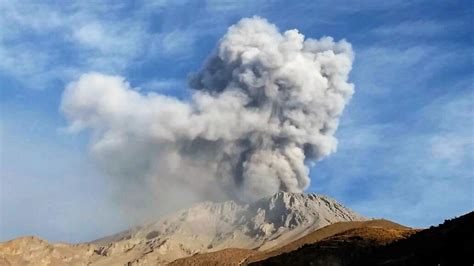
[170,219,413,265]
[252,211,474,266]
[247,219,410,263]
[250,226,417,266]
[169,248,257,266]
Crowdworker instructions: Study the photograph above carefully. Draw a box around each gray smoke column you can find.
[61,17,354,208]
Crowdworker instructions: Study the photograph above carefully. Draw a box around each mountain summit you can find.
[0,193,365,265]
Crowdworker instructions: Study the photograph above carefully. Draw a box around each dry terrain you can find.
[3,194,469,266]
[169,248,257,266]
[251,211,473,266]
[0,192,365,265]
[6,192,468,266]
[171,219,416,265]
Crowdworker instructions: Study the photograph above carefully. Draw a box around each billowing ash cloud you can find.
[61,17,354,210]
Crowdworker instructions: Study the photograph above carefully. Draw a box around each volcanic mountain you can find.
[0,192,365,265]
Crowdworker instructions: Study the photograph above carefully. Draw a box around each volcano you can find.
[0,192,365,265]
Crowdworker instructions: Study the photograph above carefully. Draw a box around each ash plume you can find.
[60,17,354,215]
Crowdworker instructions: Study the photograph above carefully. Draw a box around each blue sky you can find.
[1,0,473,243]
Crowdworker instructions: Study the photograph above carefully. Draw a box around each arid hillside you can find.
[171,219,416,265]
[251,211,473,266]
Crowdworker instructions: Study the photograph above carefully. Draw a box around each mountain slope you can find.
[0,192,365,265]
[356,211,474,265]
[0,237,93,266]
[170,219,413,266]
[247,219,411,263]
[252,211,473,266]
[92,192,365,264]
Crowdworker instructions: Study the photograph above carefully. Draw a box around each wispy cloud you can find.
[0,0,224,89]
[205,0,263,12]
[352,42,473,100]
[309,10,473,226]
[149,29,197,58]
[139,78,186,92]
[314,90,473,225]
[0,1,148,88]
[372,20,451,37]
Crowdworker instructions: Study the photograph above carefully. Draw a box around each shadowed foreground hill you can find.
[252,211,474,266]
[356,211,474,265]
